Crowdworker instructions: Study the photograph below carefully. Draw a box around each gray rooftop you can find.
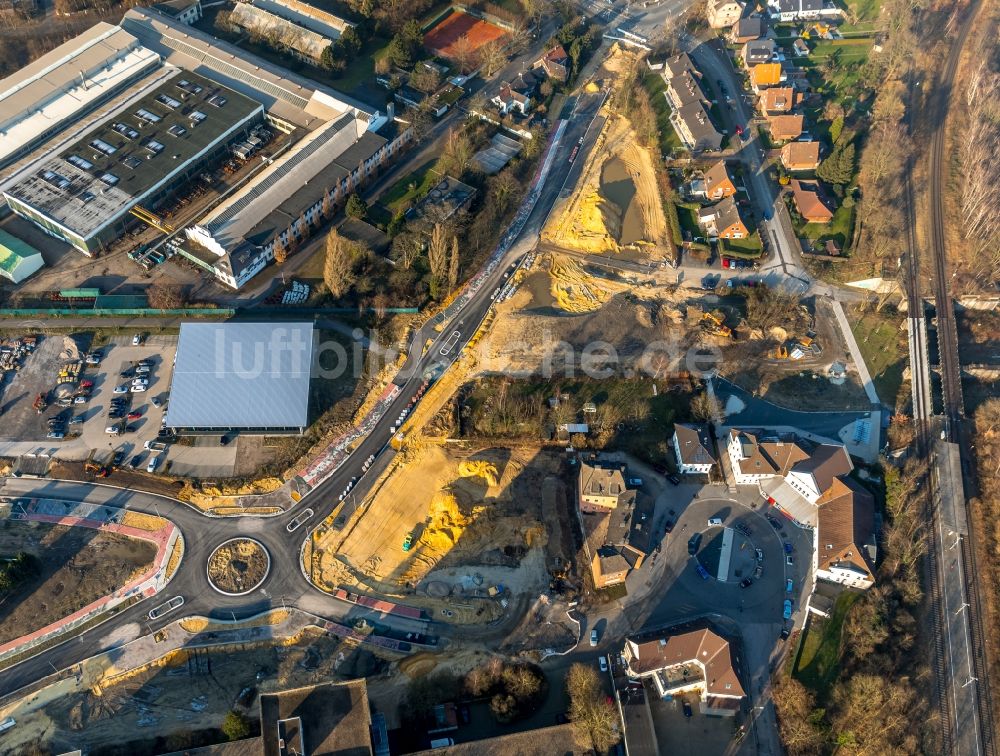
[4,70,261,240]
[121,7,378,130]
[165,322,314,430]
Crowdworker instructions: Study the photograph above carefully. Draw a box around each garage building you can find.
[165,322,314,435]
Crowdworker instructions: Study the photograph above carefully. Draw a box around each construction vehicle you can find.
[769,345,789,359]
[32,393,47,413]
[701,311,733,338]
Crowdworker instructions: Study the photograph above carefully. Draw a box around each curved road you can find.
[0,87,609,701]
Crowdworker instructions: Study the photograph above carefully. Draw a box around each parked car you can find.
[129,454,143,469]
[73,396,87,405]
[85,352,101,365]
[132,334,144,346]
[112,450,126,467]
[146,454,161,473]
[402,533,414,551]
[786,578,794,593]
[599,656,608,673]
[783,599,793,620]
[131,385,147,393]
[151,397,162,408]
[113,384,129,394]
[135,365,151,374]
[786,555,794,566]
[144,440,167,451]
[663,519,675,534]
[707,517,723,527]
[590,629,598,647]
[755,548,763,561]
[683,701,693,718]
[131,378,149,386]
[46,431,65,440]
[666,474,681,486]
[127,411,142,420]
[780,626,791,640]
[69,416,84,425]
[687,533,702,555]
[120,369,133,379]
[740,577,753,588]
[784,542,793,554]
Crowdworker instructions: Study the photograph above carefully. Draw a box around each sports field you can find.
[423,9,507,59]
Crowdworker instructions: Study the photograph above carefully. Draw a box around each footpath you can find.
[0,499,181,664]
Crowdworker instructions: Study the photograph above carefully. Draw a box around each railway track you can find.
[905,0,996,752]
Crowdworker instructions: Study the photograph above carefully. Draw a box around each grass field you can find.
[800,202,854,250]
[721,232,763,257]
[676,203,702,237]
[378,160,442,217]
[793,592,859,700]
[850,308,907,405]
[641,72,684,156]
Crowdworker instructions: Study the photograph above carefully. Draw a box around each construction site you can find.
[543,46,668,259]
[306,445,576,626]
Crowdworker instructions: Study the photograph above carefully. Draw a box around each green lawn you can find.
[802,39,872,108]
[801,202,854,250]
[721,232,763,257]
[378,160,442,216]
[850,309,907,405]
[793,592,860,701]
[641,72,684,157]
[676,203,702,237]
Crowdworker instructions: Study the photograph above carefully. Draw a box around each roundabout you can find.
[206,537,271,596]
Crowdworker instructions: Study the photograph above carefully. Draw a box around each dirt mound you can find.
[549,255,627,313]
[207,538,269,595]
[422,490,470,550]
[769,326,789,342]
[458,459,499,487]
[399,652,438,678]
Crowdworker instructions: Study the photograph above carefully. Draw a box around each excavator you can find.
[701,311,733,339]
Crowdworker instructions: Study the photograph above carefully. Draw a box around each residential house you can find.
[749,62,783,91]
[154,0,202,24]
[0,229,44,284]
[578,460,631,513]
[672,423,717,474]
[767,0,839,21]
[759,86,795,114]
[792,38,810,56]
[578,459,650,589]
[706,0,745,28]
[589,493,652,588]
[492,71,537,116]
[815,477,877,589]
[623,628,745,716]
[698,196,749,239]
[768,113,804,141]
[742,38,776,66]
[534,44,570,82]
[672,101,724,152]
[781,141,820,170]
[726,428,877,592]
[703,160,738,200]
[790,178,833,222]
[730,16,765,44]
[663,52,698,79]
[665,68,710,109]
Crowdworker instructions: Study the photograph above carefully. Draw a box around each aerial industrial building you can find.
[0,4,410,289]
[3,71,261,255]
[0,23,161,170]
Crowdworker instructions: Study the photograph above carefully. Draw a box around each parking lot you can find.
[78,334,177,472]
[0,332,239,478]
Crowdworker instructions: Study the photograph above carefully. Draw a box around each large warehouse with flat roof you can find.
[165,322,314,435]
[3,70,261,255]
[0,23,161,170]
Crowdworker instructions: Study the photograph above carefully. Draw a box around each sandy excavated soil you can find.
[544,115,667,256]
[0,521,156,645]
[313,446,573,622]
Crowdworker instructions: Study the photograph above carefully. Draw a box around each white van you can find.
[707,517,723,526]
[430,738,454,748]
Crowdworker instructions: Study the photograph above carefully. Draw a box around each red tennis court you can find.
[423,10,507,59]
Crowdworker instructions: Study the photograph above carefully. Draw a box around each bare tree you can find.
[448,234,460,293]
[478,39,508,77]
[273,232,289,264]
[428,223,449,281]
[147,284,186,309]
[565,663,619,752]
[449,35,478,75]
[323,230,356,298]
